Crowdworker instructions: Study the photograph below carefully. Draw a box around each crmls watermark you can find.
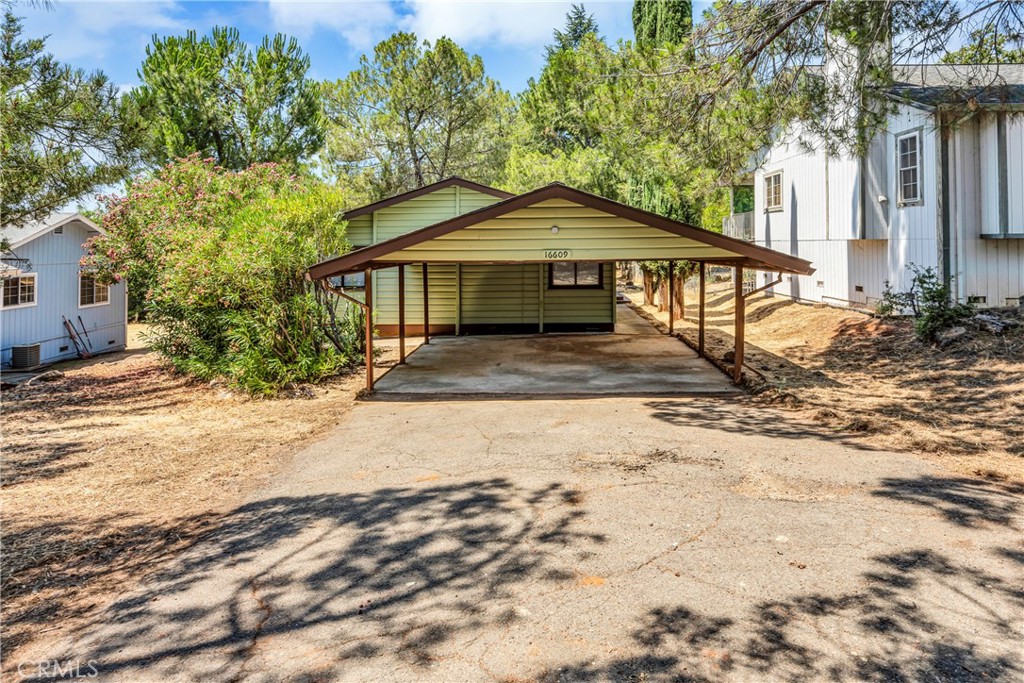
[17,659,99,680]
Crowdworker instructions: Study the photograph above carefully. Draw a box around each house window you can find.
[328,273,365,289]
[897,131,922,205]
[549,262,603,289]
[765,172,783,212]
[79,273,110,307]
[1,273,37,308]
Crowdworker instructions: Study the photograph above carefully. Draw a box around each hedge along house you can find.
[308,178,815,390]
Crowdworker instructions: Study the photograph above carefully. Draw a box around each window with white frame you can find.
[1,273,36,308]
[79,273,109,307]
[897,131,922,205]
[764,172,783,211]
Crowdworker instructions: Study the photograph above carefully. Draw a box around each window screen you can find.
[549,262,602,288]
[2,275,36,307]
[765,172,783,211]
[80,273,109,306]
[897,133,921,204]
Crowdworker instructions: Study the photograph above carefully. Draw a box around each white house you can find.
[1,213,127,369]
[733,64,1023,309]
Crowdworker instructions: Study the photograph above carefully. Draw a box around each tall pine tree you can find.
[632,0,693,48]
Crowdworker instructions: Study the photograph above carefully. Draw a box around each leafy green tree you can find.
[640,1,1020,162]
[323,33,512,200]
[132,27,324,170]
[547,3,600,57]
[84,156,356,394]
[633,0,693,48]
[942,25,1024,64]
[0,12,139,229]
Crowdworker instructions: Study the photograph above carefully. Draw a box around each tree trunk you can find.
[672,275,686,319]
[658,279,669,312]
[643,271,656,306]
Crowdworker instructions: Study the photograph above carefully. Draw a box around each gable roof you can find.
[2,212,103,250]
[309,182,815,279]
[888,63,1024,107]
[343,177,514,220]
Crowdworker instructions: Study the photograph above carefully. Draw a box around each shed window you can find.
[1,273,36,308]
[79,273,109,307]
[329,273,365,289]
[765,172,783,212]
[549,262,603,289]
[897,132,922,205]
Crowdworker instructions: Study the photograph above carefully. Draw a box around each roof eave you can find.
[8,213,103,250]
[342,177,514,220]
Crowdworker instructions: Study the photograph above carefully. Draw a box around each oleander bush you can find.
[84,155,358,394]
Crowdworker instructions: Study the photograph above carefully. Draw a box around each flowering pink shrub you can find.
[86,155,356,393]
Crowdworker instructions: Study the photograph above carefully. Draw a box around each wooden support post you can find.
[398,264,406,364]
[733,267,745,384]
[698,263,706,357]
[668,260,675,334]
[364,267,374,391]
[422,262,430,344]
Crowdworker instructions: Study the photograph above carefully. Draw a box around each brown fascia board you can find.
[342,177,514,220]
[309,183,815,280]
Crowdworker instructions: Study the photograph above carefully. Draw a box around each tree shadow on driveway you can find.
[41,478,604,681]
[537,547,1023,682]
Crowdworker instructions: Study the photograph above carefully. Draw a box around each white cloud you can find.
[21,1,187,62]
[399,0,631,49]
[266,0,397,49]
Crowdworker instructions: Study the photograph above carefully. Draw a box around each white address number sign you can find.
[543,249,571,260]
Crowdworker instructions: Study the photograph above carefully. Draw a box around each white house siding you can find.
[1,220,127,366]
[884,105,941,293]
[753,122,890,306]
[752,103,1024,309]
[951,113,1024,307]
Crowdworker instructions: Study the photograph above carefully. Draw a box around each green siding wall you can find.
[542,263,615,324]
[353,187,615,333]
[460,264,540,325]
[346,215,373,246]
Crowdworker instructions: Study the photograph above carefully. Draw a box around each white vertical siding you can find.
[953,114,1024,307]
[1,220,127,365]
[885,106,940,291]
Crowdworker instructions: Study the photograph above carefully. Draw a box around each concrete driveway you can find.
[373,305,737,397]
[49,398,1022,682]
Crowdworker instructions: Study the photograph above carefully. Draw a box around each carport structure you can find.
[309,182,814,390]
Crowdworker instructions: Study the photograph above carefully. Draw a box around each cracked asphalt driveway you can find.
[48,397,1023,682]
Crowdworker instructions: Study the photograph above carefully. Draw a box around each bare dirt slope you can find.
[1,329,366,665]
[628,281,1024,482]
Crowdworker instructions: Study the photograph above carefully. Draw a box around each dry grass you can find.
[1,327,369,665]
[628,281,1024,483]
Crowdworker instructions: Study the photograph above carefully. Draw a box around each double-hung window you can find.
[549,262,602,289]
[764,172,783,212]
[79,273,110,307]
[1,273,36,308]
[897,131,922,205]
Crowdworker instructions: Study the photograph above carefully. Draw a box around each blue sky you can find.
[19,1,710,93]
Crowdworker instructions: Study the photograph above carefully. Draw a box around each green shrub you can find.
[84,155,359,394]
[877,264,974,341]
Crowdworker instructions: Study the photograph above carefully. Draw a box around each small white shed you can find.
[1,213,127,368]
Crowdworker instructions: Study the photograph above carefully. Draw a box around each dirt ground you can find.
[0,326,382,666]
[627,279,1024,483]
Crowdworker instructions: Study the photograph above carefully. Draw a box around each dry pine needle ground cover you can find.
[1,328,368,667]
[628,281,1024,483]
[4,293,1023,668]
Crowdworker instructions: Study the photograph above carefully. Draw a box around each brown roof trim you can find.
[311,183,815,279]
[342,177,513,219]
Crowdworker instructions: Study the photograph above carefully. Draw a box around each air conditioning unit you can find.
[11,344,41,369]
